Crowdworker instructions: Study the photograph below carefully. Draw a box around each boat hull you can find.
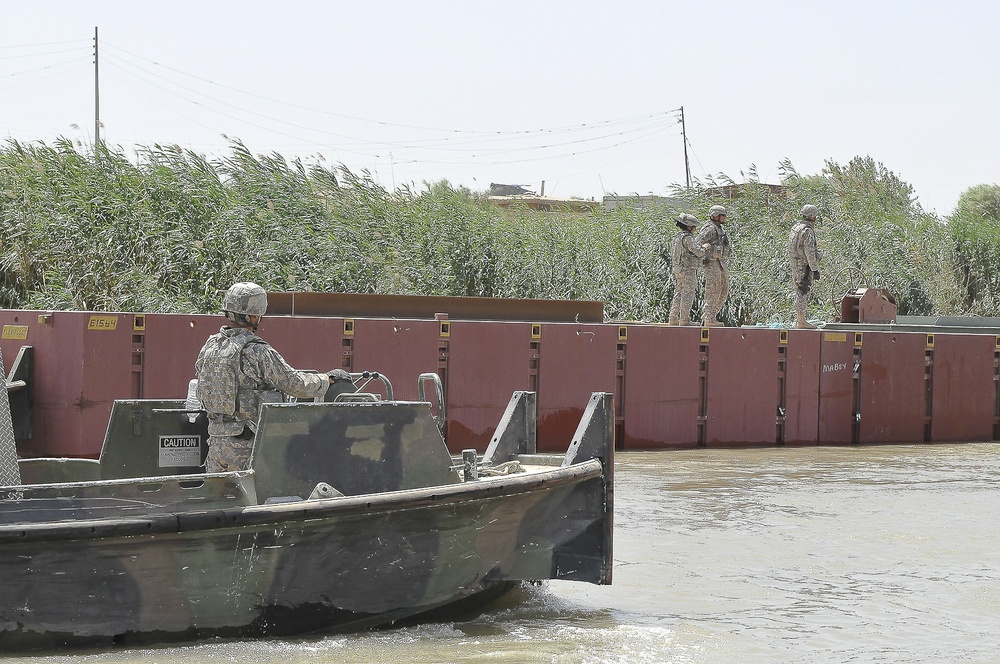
[0,460,606,649]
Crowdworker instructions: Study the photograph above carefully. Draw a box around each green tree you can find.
[947,183,1000,315]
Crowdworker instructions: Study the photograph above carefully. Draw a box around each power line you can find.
[101,53,373,146]
[1,32,687,194]
[0,55,91,79]
[101,69,220,136]
[549,131,683,182]
[685,137,709,182]
[0,58,90,94]
[0,39,89,50]
[102,40,680,138]
[0,45,90,61]
[101,51,682,170]
[102,59,374,157]
[403,125,682,168]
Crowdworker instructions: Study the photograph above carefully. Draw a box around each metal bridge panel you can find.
[251,316,347,376]
[782,330,821,446]
[350,319,441,402]
[445,321,532,452]
[818,331,856,444]
[78,313,137,458]
[621,326,702,449]
[141,313,215,403]
[535,324,618,452]
[0,312,87,457]
[930,333,995,442]
[705,328,781,446]
[858,332,927,444]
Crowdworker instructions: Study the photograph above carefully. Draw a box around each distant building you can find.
[701,183,786,200]
[603,184,786,212]
[489,183,536,197]
[488,194,600,213]
[487,183,785,215]
[602,194,685,212]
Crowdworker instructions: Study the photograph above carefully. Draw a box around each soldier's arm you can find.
[694,226,717,258]
[804,228,821,271]
[250,344,330,399]
[684,234,707,258]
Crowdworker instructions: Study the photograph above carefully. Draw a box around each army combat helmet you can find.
[223,282,268,330]
[709,204,727,221]
[676,213,698,231]
[800,204,819,220]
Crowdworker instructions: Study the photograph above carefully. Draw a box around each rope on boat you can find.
[479,460,525,476]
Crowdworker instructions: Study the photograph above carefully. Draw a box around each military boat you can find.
[0,358,613,650]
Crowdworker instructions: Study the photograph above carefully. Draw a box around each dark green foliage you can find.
[946,184,1000,314]
[0,139,985,321]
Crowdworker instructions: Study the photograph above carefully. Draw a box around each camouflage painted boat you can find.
[0,366,613,651]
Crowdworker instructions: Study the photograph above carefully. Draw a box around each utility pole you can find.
[94,27,100,146]
[680,106,690,189]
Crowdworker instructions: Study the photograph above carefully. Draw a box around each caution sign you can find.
[158,435,202,467]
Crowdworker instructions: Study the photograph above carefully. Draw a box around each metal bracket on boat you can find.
[461,449,478,481]
[483,391,537,466]
[334,393,381,403]
[329,371,394,403]
[562,392,614,468]
[4,345,32,441]
[308,482,343,499]
[417,372,446,433]
[352,371,394,401]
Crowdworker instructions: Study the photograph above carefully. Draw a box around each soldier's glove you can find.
[812,271,820,281]
[327,368,352,383]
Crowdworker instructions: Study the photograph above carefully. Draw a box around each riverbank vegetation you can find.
[1,138,997,324]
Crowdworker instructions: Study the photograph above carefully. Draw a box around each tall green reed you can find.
[0,139,985,322]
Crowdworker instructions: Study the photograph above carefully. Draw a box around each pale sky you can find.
[2,1,996,214]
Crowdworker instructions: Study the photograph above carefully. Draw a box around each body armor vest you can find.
[195,332,265,417]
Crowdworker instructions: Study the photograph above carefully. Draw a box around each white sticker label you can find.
[158,435,202,467]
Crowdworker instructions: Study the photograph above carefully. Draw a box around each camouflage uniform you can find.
[196,327,330,472]
[696,219,731,325]
[788,218,823,322]
[668,227,707,325]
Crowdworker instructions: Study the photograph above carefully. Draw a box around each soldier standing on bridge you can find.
[788,204,824,329]
[667,214,708,326]
[695,204,732,326]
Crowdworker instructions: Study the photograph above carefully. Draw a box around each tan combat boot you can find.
[796,313,817,329]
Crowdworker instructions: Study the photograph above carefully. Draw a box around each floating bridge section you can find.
[0,293,997,458]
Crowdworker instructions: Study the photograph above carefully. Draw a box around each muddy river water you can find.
[13,444,1000,663]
